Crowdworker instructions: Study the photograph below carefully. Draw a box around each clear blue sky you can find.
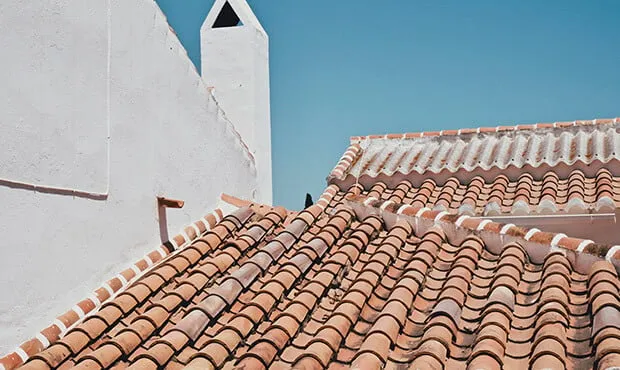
[155,0,620,210]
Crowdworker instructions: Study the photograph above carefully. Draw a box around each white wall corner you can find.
[200,0,272,205]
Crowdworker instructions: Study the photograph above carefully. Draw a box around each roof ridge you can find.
[344,194,620,273]
[350,117,620,143]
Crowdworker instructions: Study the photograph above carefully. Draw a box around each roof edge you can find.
[350,117,620,143]
[326,143,363,184]
[0,208,228,369]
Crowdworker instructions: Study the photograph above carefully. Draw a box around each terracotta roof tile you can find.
[1,207,240,370]
[330,118,620,193]
[353,117,619,143]
[5,120,620,369]
[326,169,620,217]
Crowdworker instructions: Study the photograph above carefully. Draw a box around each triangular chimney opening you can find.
[212,1,243,28]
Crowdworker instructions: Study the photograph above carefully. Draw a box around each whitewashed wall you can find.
[0,0,259,354]
[201,0,272,204]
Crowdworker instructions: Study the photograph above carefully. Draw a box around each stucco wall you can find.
[0,0,257,354]
[201,0,272,204]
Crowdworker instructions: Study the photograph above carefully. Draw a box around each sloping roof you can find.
[4,182,620,370]
[3,119,620,370]
[330,118,620,189]
[329,168,619,217]
[329,118,620,217]
[0,209,227,370]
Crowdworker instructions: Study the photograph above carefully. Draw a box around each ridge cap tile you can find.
[351,117,619,143]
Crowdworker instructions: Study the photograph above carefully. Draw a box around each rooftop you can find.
[2,118,620,370]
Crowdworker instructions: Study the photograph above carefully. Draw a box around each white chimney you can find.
[201,0,272,204]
